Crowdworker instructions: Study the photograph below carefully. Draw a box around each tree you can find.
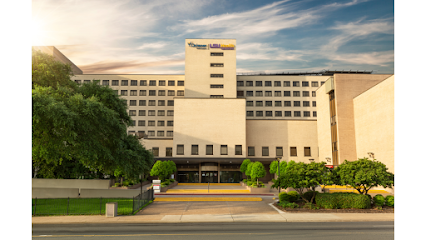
[164,160,177,179]
[251,161,266,187]
[269,160,288,176]
[240,159,251,179]
[333,158,394,195]
[149,160,176,181]
[245,162,254,181]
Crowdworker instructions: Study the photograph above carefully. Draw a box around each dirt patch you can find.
[274,201,394,213]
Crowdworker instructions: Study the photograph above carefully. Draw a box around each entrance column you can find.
[218,162,220,183]
[198,162,201,183]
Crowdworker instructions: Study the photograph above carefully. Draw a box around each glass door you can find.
[201,171,218,183]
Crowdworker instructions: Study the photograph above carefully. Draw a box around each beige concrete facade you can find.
[353,76,394,173]
[32,178,111,189]
[315,79,333,165]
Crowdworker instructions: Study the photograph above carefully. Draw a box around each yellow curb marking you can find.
[167,189,250,193]
[329,189,389,194]
[154,197,262,201]
[178,183,241,186]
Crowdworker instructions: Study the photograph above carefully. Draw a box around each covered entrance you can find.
[201,171,218,183]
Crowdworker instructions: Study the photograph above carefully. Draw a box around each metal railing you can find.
[132,188,154,214]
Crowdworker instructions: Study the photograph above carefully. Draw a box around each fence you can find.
[32,188,154,216]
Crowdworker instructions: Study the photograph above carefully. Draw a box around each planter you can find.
[109,180,151,189]
[160,181,178,192]
[246,186,271,194]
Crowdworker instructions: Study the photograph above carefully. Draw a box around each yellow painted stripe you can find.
[178,183,241,186]
[329,189,389,194]
[166,189,250,193]
[154,197,262,202]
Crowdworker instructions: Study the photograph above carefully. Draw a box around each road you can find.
[33,221,394,240]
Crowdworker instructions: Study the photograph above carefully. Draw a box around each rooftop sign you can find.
[187,42,235,50]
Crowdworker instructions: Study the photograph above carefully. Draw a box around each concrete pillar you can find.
[218,162,220,183]
[198,162,202,183]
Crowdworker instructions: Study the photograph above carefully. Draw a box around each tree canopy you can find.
[149,160,177,181]
[251,161,266,186]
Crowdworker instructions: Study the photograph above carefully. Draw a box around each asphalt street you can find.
[32,221,394,240]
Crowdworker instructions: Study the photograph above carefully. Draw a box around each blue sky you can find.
[32,0,394,74]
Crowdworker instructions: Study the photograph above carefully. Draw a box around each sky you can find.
[31,0,394,75]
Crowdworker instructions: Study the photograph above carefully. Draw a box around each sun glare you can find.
[31,18,45,46]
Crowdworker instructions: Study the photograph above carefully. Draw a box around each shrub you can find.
[287,191,300,202]
[315,193,339,209]
[279,191,299,202]
[385,195,394,207]
[316,193,371,209]
[243,179,248,183]
[303,191,319,203]
[278,201,299,209]
[169,179,175,183]
[304,202,319,210]
[114,183,121,187]
[373,194,385,206]
[247,180,253,186]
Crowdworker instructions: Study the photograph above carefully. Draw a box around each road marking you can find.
[155,197,262,202]
[33,233,275,238]
[269,202,285,214]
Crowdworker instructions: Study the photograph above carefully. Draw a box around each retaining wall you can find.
[32,179,111,189]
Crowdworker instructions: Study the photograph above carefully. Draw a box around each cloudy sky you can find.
[32,0,394,74]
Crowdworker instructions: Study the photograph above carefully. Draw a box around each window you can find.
[276,147,283,156]
[130,90,137,96]
[293,81,300,87]
[167,131,173,137]
[265,81,272,87]
[211,74,223,78]
[294,111,301,117]
[210,95,224,98]
[256,111,263,117]
[220,145,228,155]
[235,145,242,155]
[312,91,316,97]
[274,81,281,87]
[275,111,282,117]
[140,90,146,96]
[211,63,224,67]
[148,120,155,126]
[284,91,291,96]
[138,120,145,126]
[131,80,137,86]
[158,100,165,106]
[256,101,263,107]
[304,147,311,156]
[139,100,146,106]
[246,101,253,106]
[255,91,263,97]
[167,120,173,126]
[265,101,272,107]
[265,111,272,116]
[148,110,155,116]
[312,81,318,87]
[148,131,155,136]
[275,101,282,107]
[166,148,173,157]
[130,100,136,106]
[112,80,119,86]
[168,90,175,96]
[129,110,136,116]
[149,80,156,86]
[168,100,174,106]
[178,81,184,86]
[290,147,297,156]
[158,90,165,96]
[321,81,325,86]
[168,80,175,86]
[313,111,317,117]
[149,90,156,96]
[294,101,300,107]
[191,145,198,155]
[148,100,156,106]
[293,91,300,97]
[265,91,272,97]
[138,131,145,138]
[304,111,310,117]
[121,90,128,96]
[75,80,81,84]
[284,81,290,87]
[237,81,244,86]
[246,81,253,86]
[248,146,255,156]
[177,90,184,96]
[158,121,165,126]
[211,84,224,88]
[206,145,213,155]
[246,91,253,96]
[157,131,164,137]
[211,52,223,56]
[159,80,165,86]
[158,110,165,116]
[167,110,174,116]
[140,80,147,86]
[255,81,262,87]
[152,148,159,157]
[285,111,291,117]
[246,111,254,117]
[237,91,244,97]
[303,101,310,107]
[262,147,269,156]
[177,145,184,155]
[139,110,145,116]
[274,91,281,97]
[102,80,109,85]
[303,91,309,97]
[302,81,309,87]
[121,80,128,86]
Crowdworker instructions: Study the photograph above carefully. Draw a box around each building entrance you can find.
[177,171,199,183]
[201,171,218,183]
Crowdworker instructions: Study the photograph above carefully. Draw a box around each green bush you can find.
[385,195,394,207]
[279,191,299,202]
[303,191,319,203]
[114,183,121,187]
[169,179,175,183]
[304,202,319,210]
[243,179,248,183]
[316,193,371,209]
[287,191,300,202]
[247,181,253,186]
[122,180,130,187]
[278,201,299,209]
[373,194,385,206]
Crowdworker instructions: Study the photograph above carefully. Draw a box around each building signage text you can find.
[187,42,235,50]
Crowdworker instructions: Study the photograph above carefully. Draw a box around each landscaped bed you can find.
[273,201,394,213]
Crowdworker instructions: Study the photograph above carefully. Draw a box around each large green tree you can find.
[149,160,176,181]
[240,159,251,179]
[333,158,394,195]
[251,161,266,187]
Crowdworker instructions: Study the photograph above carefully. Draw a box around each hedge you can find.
[279,191,299,202]
[316,193,371,209]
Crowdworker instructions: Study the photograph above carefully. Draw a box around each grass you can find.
[32,198,135,216]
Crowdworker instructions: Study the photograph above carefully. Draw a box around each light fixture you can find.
[325,157,331,163]
[367,152,374,159]
[187,161,189,163]
[230,161,232,163]
[309,159,314,162]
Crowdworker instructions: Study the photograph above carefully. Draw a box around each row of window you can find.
[130,120,174,127]
[246,101,316,107]
[74,79,185,86]
[247,111,317,117]
[129,110,174,116]
[237,81,325,87]
[128,130,173,138]
[117,90,184,96]
[126,100,175,106]
[148,145,312,157]
[238,90,316,97]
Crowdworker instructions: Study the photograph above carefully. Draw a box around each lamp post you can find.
[277,158,281,194]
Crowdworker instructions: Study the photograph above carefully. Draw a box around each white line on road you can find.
[269,202,285,214]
